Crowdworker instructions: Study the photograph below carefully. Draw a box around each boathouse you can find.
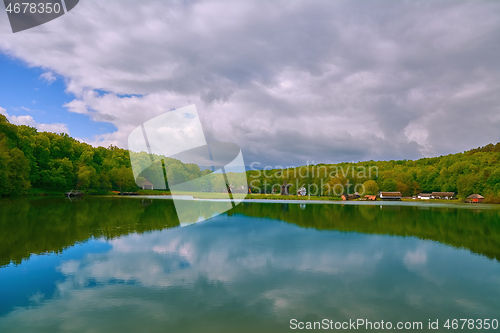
[417,193,432,200]
[379,192,402,201]
[467,194,484,203]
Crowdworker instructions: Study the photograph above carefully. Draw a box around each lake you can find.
[1,197,500,332]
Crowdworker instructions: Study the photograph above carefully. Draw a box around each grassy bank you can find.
[136,189,172,195]
[245,194,341,201]
[22,188,500,205]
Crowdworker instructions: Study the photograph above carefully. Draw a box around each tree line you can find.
[0,115,244,196]
[248,144,500,201]
[1,114,500,200]
[1,115,153,195]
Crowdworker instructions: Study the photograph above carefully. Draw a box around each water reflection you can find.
[231,202,500,261]
[0,198,499,332]
[1,197,500,267]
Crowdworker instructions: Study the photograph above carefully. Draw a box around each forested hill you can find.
[1,114,500,200]
[467,143,500,153]
[1,114,216,196]
[1,115,139,196]
[248,145,500,201]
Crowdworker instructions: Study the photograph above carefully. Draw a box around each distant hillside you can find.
[248,146,500,202]
[468,143,500,153]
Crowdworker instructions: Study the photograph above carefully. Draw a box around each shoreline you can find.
[105,195,500,210]
[8,190,500,208]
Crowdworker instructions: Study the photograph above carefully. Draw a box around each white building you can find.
[417,193,432,200]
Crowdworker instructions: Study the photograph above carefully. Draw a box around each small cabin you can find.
[364,195,377,201]
[417,193,432,200]
[341,192,360,201]
[379,192,402,201]
[431,192,455,200]
[467,194,484,203]
[142,180,154,190]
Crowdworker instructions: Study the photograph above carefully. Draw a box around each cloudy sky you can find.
[0,0,499,167]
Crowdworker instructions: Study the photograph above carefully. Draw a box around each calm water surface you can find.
[1,197,500,332]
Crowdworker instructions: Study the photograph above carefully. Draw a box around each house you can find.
[142,180,154,190]
[467,194,484,203]
[431,192,455,200]
[341,192,360,201]
[364,195,377,201]
[417,193,432,200]
[379,192,402,201]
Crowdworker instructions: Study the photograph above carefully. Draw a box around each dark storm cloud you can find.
[0,0,499,166]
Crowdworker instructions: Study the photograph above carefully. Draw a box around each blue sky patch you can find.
[0,53,116,139]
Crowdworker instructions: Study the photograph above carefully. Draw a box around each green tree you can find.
[77,165,97,190]
[362,180,379,195]
[382,179,397,192]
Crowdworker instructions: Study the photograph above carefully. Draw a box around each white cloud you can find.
[40,71,57,85]
[0,106,70,134]
[1,0,500,165]
[404,248,428,268]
